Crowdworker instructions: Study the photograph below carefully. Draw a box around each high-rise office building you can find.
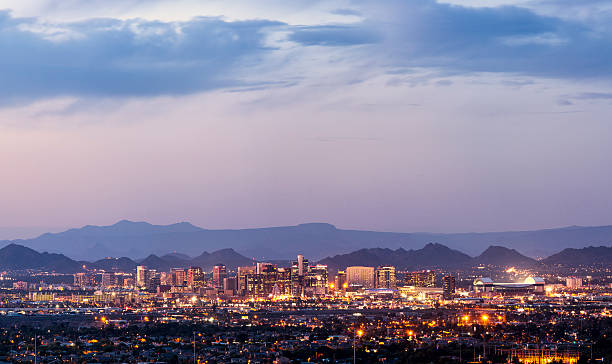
[136,266,148,288]
[307,264,329,296]
[170,268,187,286]
[404,270,436,287]
[237,266,257,295]
[223,277,237,295]
[334,271,347,291]
[213,264,227,288]
[74,272,95,288]
[145,269,159,291]
[566,277,583,289]
[376,266,397,289]
[443,275,456,298]
[275,268,292,296]
[346,266,375,289]
[187,266,204,288]
[291,254,310,297]
[101,272,117,288]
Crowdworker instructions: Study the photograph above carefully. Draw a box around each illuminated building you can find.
[260,263,279,295]
[160,272,173,286]
[12,281,29,290]
[443,275,456,299]
[375,266,397,289]
[335,271,347,291]
[275,267,292,296]
[346,266,375,289]
[212,264,227,288]
[145,269,159,292]
[101,273,117,288]
[507,348,578,364]
[136,266,148,288]
[74,272,96,288]
[473,276,545,295]
[223,277,237,295]
[187,266,204,288]
[404,270,436,287]
[123,277,134,288]
[565,277,582,289]
[237,266,257,295]
[307,264,329,296]
[291,254,309,296]
[171,268,187,286]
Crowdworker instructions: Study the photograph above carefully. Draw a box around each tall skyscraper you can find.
[171,268,187,286]
[376,266,397,289]
[213,264,227,288]
[291,254,310,297]
[443,275,456,299]
[307,264,329,296]
[346,266,375,289]
[223,277,237,296]
[74,272,95,288]
[237,265,257,295]
[145,269,159,292]
[101,272,117,288]
[187,266,204,288]
[136,266,148,288]
[335,271,347,291]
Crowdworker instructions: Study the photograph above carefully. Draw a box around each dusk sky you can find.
[1,0,612,239]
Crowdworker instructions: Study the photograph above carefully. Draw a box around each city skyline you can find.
[2,0,612,236]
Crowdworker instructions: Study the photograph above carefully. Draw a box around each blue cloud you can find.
[2,0,612,104]
[290,0,612,81]
[0,11,282,102]
[289,24,379,46]
[380,1,611,79]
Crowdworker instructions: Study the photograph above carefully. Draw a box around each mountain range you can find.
[0,244,252,273]
[3,220,612,260]
[319,244,540,273]
[1,241,611,274]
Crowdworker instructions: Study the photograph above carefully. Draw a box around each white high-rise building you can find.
[136,266,148,288]
[346,266,375,289]
[566,277,582,289]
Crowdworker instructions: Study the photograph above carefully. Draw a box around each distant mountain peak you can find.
[475,245,536,267]
[423,242,450,250]
[543,245,612,266]
[296,222,337,231]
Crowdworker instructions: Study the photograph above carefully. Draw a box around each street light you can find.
[354,329,363,364]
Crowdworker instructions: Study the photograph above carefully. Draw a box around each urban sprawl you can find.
[1,254,611,363]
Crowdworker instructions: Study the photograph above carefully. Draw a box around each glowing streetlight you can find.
[354,329,364,364]
[481,314,489,323]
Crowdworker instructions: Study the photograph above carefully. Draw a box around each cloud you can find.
[0,10,283,102]
[572,92,612,100]
[288,24,379,46]
[2,0,612,105]
[288,0,612,81]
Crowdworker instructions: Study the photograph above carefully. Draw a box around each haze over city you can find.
[2,0,612,240]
